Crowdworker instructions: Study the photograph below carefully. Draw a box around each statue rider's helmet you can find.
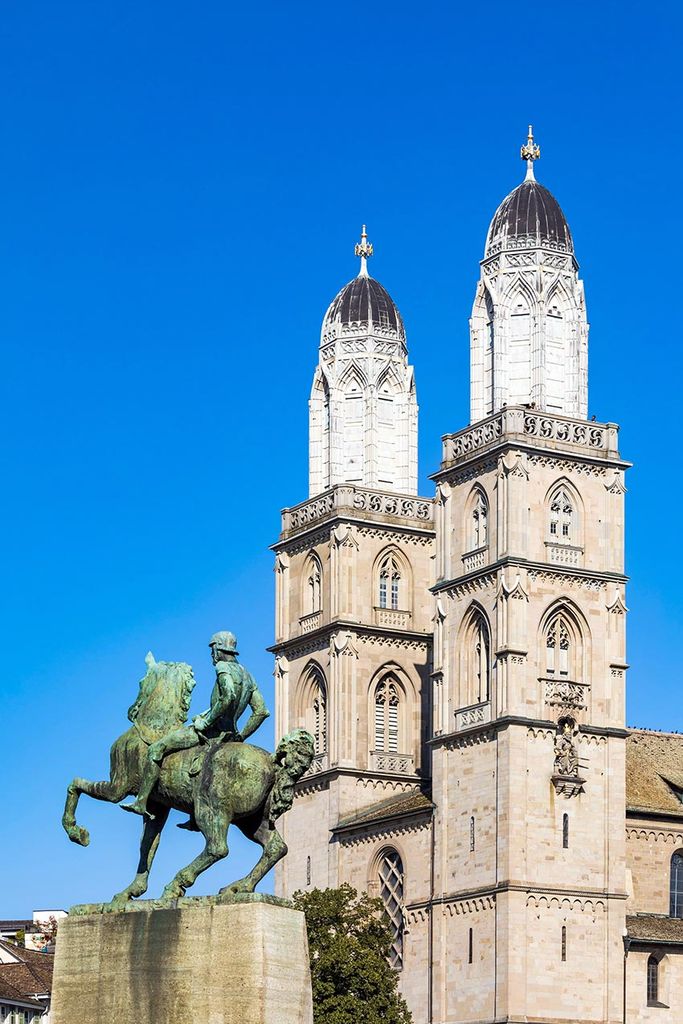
[209,631,239,656]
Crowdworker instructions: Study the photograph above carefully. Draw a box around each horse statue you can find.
[62,652,314,905]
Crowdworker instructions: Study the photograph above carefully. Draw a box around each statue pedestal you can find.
[50,896,313,1024]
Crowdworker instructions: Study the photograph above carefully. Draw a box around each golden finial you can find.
[354,224,373,275]
[521,125,540,180]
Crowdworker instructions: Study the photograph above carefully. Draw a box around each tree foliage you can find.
[293,884,412,1024]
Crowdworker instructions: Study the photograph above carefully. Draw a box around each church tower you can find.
[469,128,588,422]
[309,226,418,495]
[273,231,434,986]
[430,130,629,1023]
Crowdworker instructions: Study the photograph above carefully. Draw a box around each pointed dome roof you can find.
[484,127,574,258]
[321,226,405,342]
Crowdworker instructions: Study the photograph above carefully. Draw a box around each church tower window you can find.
[546,615,571,677]
[670,852,683,917]
[561,926,567,962]
[299,664,327,757]
[461,609,491,705]
[562,813,569,849]
[304,553,322,615]
[378,849,404,970]
[378,552,402,610]
[374,676,400,753]
[549,488,574,542]
[468,488,489,551]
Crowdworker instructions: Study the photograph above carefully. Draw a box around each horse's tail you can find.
[269,728,315,820]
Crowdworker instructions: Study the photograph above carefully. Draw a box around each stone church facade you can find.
[272,129,683,1023]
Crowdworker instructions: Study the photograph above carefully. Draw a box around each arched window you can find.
[464,610,491,704]
[378,849,404,970]
[549,488,574,542]
[378,552,402,610]
[299,664,327,756]
[647,954,659,1004]
[545,615,571,677]
[374,676,400,752]
[670,852,683,917]
[469,489,488,551]
[304,553,322,615]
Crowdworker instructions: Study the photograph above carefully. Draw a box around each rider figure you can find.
[121,630,269,820]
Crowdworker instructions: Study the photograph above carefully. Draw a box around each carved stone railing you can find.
[543,678,589,710]
[374,607,411,629]
[545,543,583,567]
[441,407,620,467]
[302,752,328,778]
[455,701,491,731]
[282,484,433,536]
[300,610,322,634]
[369,751,415,775]
[462,548,487,573]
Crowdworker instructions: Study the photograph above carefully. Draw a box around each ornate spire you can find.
[521,125,540,181]
[354,224,373,277]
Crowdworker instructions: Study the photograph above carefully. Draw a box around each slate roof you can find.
[333,790,433,833]
[626,729,683,818]
[627,914,683,944]
[323,274,405,339]
[485,179,573,257]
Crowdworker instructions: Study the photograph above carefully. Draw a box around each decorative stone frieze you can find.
[281,484,433,538]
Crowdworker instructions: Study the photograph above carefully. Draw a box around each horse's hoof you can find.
[161,884,184,900]
[67,826,90,847]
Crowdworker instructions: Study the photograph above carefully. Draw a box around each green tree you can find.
[293,884,412,1024]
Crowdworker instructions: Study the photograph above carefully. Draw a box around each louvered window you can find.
[375,677,400,753]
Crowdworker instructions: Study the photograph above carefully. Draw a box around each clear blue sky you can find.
[2,1,681,915]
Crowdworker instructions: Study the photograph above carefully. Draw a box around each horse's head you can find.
[129,652,196,734]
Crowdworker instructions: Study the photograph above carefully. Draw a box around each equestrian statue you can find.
[61,631,314,906]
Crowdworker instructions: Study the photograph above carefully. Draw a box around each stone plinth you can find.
[50,897,313,1024]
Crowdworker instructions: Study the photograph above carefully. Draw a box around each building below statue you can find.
[50,896,313,1024]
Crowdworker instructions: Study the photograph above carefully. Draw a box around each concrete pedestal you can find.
[50,898,313,1024]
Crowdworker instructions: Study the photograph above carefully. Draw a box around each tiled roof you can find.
[626,729,683,818]
[333,790,433,832]
[0,940,53,1004]
[0,974,43,1008]
[627,915,683,944]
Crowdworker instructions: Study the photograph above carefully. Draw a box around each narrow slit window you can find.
[647,955,659,1004]
[470,816,475,853]
[563,813,569,849]
[468,928,473,964]
[561,926,567,962]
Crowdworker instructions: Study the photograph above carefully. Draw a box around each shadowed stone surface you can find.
[51,901,313,1024]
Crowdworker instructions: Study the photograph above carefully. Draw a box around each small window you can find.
[670,852,683,917]
[470,816,475,852]
[550,489,574,542]
[378,553,402,610]
[306,855,311,886]
[562,813,569,849]
[468,927,473,964]
[561,925,567,962]
[647,954,659,1004]
[305,553,322,614]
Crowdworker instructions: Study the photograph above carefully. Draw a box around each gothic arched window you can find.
[378,552,402,610]
[670,852,683,918]
[462,609,491,705]
[378,849,404,970]
[468,489,489,551]
[374,676,401,753]
[545,615,572,677]
[304,553,322,615]
[299,664,327,757]
[549,488,574,542]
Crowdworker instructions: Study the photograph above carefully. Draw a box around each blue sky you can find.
[2,1,681,914]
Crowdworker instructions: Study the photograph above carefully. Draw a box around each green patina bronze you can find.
[62,632,314,908]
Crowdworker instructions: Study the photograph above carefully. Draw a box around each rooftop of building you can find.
[333,789,433,833]
[0,940,53,1007]
[626,728,683,818]
[627,914,683,944]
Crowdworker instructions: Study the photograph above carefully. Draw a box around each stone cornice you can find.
[432,557,628,596]
[429,715,628,749]
[408,883,626,911]
[293,764,426,794]
[268,619,432,655]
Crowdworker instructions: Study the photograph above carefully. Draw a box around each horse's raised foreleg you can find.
[109,803,170,907]
[222,816,287,895]
[161,814,231,900]
[62,749,132,847]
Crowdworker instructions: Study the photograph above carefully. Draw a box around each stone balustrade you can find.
[369,751,415,775]
[441,406,621,467]
[374,607,412,629]
[545,542,583,567]
[282,484,433,536]
[299,610,322,634]
[462,548,487,573]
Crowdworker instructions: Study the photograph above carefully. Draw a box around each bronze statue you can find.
[62,640,314,906]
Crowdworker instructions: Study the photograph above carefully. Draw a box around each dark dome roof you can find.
[323,274,405,340]
[485,179,573,257]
